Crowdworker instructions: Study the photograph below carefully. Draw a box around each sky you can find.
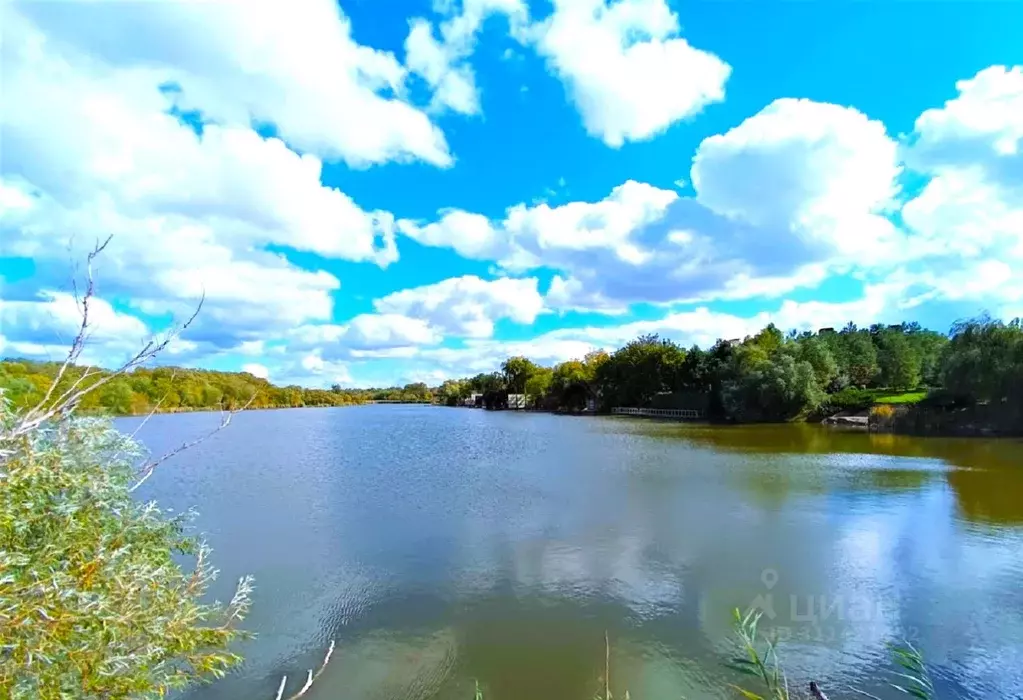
[1,0,1022,389]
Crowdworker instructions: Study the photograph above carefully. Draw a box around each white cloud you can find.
[692,98,902,259]
[405,0,528,115]
[397,210,505,259]
[322,281,913,386]
[502,180,678,261]
[0,5,433,349]
[545,276,629,315]
[398,102,900,312]
[529,0,730,146]
[273,352,354,388]
[241,363,270,380]
[288,314,442,358]
[0,291,151,365]
[12,0,451,167]
[908,66,1023,171]
[374,275,545,338]
[341,314,443,350]
[900,65,1023,312]
[902,66,1023,247]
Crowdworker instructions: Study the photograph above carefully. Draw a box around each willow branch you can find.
[129,394,253,492]
[275,640,336,700]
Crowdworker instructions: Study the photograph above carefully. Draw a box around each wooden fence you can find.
[611,407,702,420]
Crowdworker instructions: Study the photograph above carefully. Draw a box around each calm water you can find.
[122,406,1023,700]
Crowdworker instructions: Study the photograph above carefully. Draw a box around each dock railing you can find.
[611,407,702,420]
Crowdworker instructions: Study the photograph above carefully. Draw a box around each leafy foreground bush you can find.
[0,399,253,698]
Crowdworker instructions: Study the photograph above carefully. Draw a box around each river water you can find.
[123,405,1023,700]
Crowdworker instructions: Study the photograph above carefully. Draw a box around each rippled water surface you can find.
[123,405,1023,699]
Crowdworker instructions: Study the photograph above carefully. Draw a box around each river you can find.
[122,405,1023,700]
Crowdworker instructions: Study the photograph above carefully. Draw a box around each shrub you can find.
[824,388,875,412]
[870,404,896,420]
[0,399,253,698]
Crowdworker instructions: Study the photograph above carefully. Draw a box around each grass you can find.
[873,391,928,405]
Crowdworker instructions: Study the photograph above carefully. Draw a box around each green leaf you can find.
[728,684,766,700]
[724,661,761,676]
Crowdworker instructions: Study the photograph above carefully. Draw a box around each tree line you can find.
[436,317,1022,422]
[0,361,370,414]
[4,316,1019,422]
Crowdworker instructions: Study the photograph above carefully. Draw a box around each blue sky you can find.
[2,0,1023,387]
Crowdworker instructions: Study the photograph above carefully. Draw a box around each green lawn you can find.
[873,390,928,405]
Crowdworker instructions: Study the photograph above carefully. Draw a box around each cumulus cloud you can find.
[374,275,545,338]
[0,291,151,365]
[397,210,505,259]
[273,353,355,388]
[902,66,1023,241]
[5,0,1022,392]
[288,314,442,359]
[398,100,902,313]
[900,65,1023,314]
[528,0,730,146]
[12,0,451,167]
[405,0,528,115]
[0,3,438,349]
[692,98,902,258]
[241,363,270,380]
[316,280,918,386]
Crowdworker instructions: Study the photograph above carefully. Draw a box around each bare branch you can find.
[604,630,611,700]
[28,237,111,417]
[127,369,178,441]
[274,640,335,700]
[129,394,254,493]
[7,284,207,446]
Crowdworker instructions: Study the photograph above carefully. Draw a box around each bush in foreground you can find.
[0,399,252,698]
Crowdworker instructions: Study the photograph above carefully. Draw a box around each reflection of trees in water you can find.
[627,422,1023,526]
[944,448,1023,525]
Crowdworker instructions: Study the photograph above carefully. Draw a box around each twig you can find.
[32,237,111,416]
[6,282,205,445]
[604,630,611,700]
[276,640,335,700]
[129,394,254,492]
[128,369,177,439]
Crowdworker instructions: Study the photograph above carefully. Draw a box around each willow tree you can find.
[0,240,258,699]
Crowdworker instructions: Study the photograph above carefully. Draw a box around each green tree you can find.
[99,379,136,415]
[876,330,922,390]
[840,330,880,388]
[941,316,1023,403]
[722,353,825,422]
[904,326,948,386]
[501,356,541,394]
[796,336,839,389]
[595,335,686,408]
[524,367,553,406]
[551,360,592,411]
